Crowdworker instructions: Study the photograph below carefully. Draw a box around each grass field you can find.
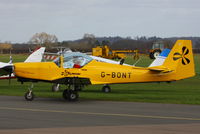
[0,54,200,105]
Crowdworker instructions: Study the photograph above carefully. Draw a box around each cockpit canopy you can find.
[54,52,93,68]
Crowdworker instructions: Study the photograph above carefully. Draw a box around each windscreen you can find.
[63,52,92,68]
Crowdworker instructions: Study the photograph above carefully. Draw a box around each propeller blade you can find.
[8,72,11,85]
[8,56,13,64]
[7,66,13,85]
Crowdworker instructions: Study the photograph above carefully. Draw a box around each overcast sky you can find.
[0,0,200,43]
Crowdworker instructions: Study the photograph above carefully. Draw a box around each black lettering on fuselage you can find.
[117,72,121,78]
[101,72,105,78]
[112,72,116,78]
[122,72,126,78]
[61,70,70,76]
[101,72,131,79]
[128,72,131,78]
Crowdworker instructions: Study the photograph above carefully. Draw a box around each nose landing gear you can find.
[24,83,35,101]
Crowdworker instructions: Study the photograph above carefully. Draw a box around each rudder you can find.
[163,40,195,80]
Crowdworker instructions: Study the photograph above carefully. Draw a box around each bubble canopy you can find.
[54,52,93,68]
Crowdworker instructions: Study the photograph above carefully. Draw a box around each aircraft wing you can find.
[24,47,45,62]
[0,62,13,76]
[0,62,13,68]
[90,55,131,66]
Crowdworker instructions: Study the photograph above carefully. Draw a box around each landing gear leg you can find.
[102,84,111,93]
[25,83,35,101]
[52,83,60,92]
[63,85,79,101]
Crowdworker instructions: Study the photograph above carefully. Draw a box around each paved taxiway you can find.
[0,96,200,134]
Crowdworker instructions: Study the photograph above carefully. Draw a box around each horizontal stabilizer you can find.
[148,66,173,73]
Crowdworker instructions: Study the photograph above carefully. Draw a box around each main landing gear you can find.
[57,84,82,101]
[102,85,111,93]
[24,83,35,101]
[63,89,79,101]
[52,83,60,92]
[24,83,111,101]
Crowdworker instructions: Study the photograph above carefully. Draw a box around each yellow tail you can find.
[163,40,195,80]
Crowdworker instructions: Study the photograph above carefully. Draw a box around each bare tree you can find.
[83,33,95,39]
[82,33,96,48]
[29,32,58,48]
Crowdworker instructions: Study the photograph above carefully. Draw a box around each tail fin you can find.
[24,47,45,62]
[163,40,195,80]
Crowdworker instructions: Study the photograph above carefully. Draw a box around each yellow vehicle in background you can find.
[149,41,166,59]
[92,45,139,59]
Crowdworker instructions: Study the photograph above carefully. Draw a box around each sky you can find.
[0,0,200,43]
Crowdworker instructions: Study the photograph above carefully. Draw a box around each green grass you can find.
[0,54,200,105]
[0,54,28,62]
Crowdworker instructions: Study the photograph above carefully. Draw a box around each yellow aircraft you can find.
[11,40,195,101]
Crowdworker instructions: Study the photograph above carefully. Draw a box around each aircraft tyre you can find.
[149,52,154,59]
[149,49,161,59]
[24,91,34,101]
[102,85,111,93]
[63,89,79,101]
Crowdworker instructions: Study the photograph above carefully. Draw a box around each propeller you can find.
[7,66,13,85]
[8,50,13,85]
[8,71,11,85]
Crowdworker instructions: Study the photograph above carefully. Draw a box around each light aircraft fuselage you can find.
[12,40,195,101]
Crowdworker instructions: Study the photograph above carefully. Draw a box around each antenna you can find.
[29,48,33,53]
[8,49,13,64]
[52,47,72,56]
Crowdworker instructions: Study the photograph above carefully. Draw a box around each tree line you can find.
[0,32,200,54]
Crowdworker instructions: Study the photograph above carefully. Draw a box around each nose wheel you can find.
[24,83,35,101]
[25,91,35,101]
